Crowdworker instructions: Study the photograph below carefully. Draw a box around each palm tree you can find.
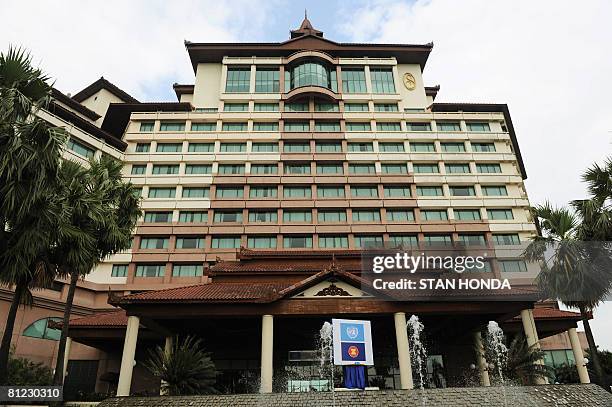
[504,334,554,385]
[0,47,66,384]
[143,336,217,396]
[51,156,141,385]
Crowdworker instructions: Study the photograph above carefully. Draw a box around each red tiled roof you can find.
[533,308,583,320]
[69,309,128,328]
[209,258,362,274]
[238,248,367,259]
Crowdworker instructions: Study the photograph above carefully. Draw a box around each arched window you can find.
[22,317,62,340]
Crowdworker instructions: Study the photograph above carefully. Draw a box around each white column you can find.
[62,337,72,384]
[568,328,590,384]
[260,314,274,393]
[520,309,547,385]
[117,315,140,396]
[473,331,490,386]
[160,336,173,395]
[394,312,414,390]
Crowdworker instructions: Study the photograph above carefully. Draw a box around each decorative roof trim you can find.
[72,77,139,104]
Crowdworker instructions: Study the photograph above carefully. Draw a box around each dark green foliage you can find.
[7,350,52,386]
[504,335,554,385]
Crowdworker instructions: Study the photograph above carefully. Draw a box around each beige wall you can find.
[79,88,126,125]
[396,63,429,109]
[193,63,223,108]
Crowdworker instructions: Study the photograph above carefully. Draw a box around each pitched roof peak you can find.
[291,13,323,39]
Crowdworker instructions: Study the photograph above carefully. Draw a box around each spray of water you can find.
[486,321,508,385]
[319,322,335,394]
[407,315,428,390]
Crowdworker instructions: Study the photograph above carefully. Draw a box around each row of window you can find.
[220,102,403,113]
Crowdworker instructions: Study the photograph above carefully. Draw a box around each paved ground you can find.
[96,384,612,406]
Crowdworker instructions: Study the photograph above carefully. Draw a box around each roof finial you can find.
[305,9,307,19]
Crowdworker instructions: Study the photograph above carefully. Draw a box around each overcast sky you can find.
[1,0,611,349]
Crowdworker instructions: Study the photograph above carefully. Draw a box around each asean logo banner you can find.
[332,318,374,366]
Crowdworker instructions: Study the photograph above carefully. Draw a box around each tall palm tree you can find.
[504,334,554,385]
[0,47,66,384]
[51,156,141,385]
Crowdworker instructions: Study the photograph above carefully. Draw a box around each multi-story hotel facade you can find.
[0,18,591,396]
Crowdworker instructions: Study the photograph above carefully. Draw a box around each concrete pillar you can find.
[62,337,72,384]
[394,312,414,389]
[568,328,590,384]
[520,309,547,384]
[473,331,491,386]
[160,336,173,395]
[260,314,274,393]
[117,315,140,396]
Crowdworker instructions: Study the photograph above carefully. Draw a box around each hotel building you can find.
[0,18,591,396]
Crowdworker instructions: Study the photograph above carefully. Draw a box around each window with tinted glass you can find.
[220,142,247,152]
[472,142,496,152]
[218,164,245,175]
[317,163,343,174]
[374,103,399,112]
[384,186,410,197]
[253,122,279,132]
[156,143,182,153]
[252,142,279,152]
[248,236,277,249]
[214,211,243,223]
[185,164,212,175]
[413,163,439,173]
[140,122,154,132]
[437,122,461,131]
[249,210,278,222]
[284,186,311,198]
[379,142,405,152]
[67,138,95,158]
[176,237,205,249]
[315,103,340,112]
[441,142,466,152]
[351,186,378,197]
[284,122,310,132]
[211,236,241,249]
[284,163,311,174]
[370,68,395,93]
[346,122,371,132]
[317,186,345,198]
[316,142,342,153]
[482,185,508,196]
[381,163,407,174]
[318,210,346,222]
[254,103,279,111]
[179,211,208,223]
[349,163,376,174]
[188,142,214,152]
[222,123,248,132]
[152,164,179,175]
[386,209,415,222]
[226,67,250,92]
[416,186,443,196]
[410,142,435,153]
[216,187,243,198]
[173,264,204,277]
[354,235,384,248]
[476,163,502,173]
[284,142,310,153]
[131,165,146,175]
[487,209,514,220]
[347,142,373,152]
[159,122,185,132]
[148,187,175,198]
[498,259,527,272]
[455,209,482,220]
[111,264,128,277]
[377,122,401,132]
[255,68,280,92]
[389,235,418,246]
[283,210,312,222]
[406,122,431,131]
[251,164,278,174]
[446,164,471,174]
[191,123,216,131]
[283,235,312,248]
[342,68,367,93]
[466,122,491,132]
[144,212,172,223]
[182,187,210,198]
[135,264,165,277]
[344,103,369,112]
[315,122,341,132]
[421,210,448,221]
[135,143,150,153]
[352,209,381,222]
[493,234,520,245]
[224,103,248,112]
[319,235,348,248]
[249,186,277,198]
[458,234,486,245]
[140,237,169,249]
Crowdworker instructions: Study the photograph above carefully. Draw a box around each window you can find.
[283,210,312,222]
[211,236,241,249]
[317,186,345,198]
[493,233,521,246]
[249,186,278,198]
[191,123,216,132]
[176,237,205,249]
[144,212,172,223]
[441,142,466,152]
[140,237,169,249]
[218,164,245,175]
[318,210,346,222]
[355,235,384,248]
[423,235,452,245]
[315,103,339,112]
[455,209,482,221]
[319,235,348,248]
[316,142,342,153]
[482,185,508,196]
[413,163,439,174]
[384,186,410,197]
[284,122,310,132]
[182,187,210,198]
[465,260,493,273]
[284,142,310,153]
[135,143,150,153]
[111,264,128,277]
[466,122,491,132]
[179,211,208,223]
[377,122,401,132]
[487,209,514,220]
[249,210,278,222]
[188,142,214,152]
[476,163,502,173]
[222,122,248,132]
[254,103,279,111]
[379,142,405,152]
[216,186,243,198]
[148,187,175,198]
[341,68,367,93]
[135,264,165,277]
[248,236,277,249]
[387,209,415,222]
[389,235,418,246]
[288,61,336,90]
[220,142,247,152]
[315,122,341,132]
[498,260,528,272]
[352,210,381,222]
[416,186,443,196]
[410,142,436,153]
[159,122,185,132]
[251,164,278,175]
[23,317,62,340]
[458,234,486,245]
[255,68,280,92]
[283,235,313,248]
[284,186,311,198]
[382,163,407,174]
[349,163,376,174]
[437,122,461,132]
[406,122,432,132]
[131,165,146,175]
[152,164,179,175]
[225,67,250,92]
[344,103,369,112]
[284,103,309,112]
[317,163,343,174]
[214,211,243,223]
[252,142,279,152]
[156,143,182,153]
[185,164,212,175]
[347,142,374,152]
[253,122,279,131]
[472,142,496,152]
[224,103,249,112]
[370,67,395,93]
[284,163,311,175]
[67,138,95,158]
[345,122,371,132]
[173,264,204,277]
[449,186,476,196]
[421,210,448,221]
[140,122,154,132]
[374,103,399,112]
[351,186,378,198]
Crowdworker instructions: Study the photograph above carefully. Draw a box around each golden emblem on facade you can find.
[403,73,416,90]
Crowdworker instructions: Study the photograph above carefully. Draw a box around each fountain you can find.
[407,315,428,389]
[486,321,508,385]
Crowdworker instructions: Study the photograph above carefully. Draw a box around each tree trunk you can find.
[579,304,607,389]
[52,271,78,386]
[0,282,25,385]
